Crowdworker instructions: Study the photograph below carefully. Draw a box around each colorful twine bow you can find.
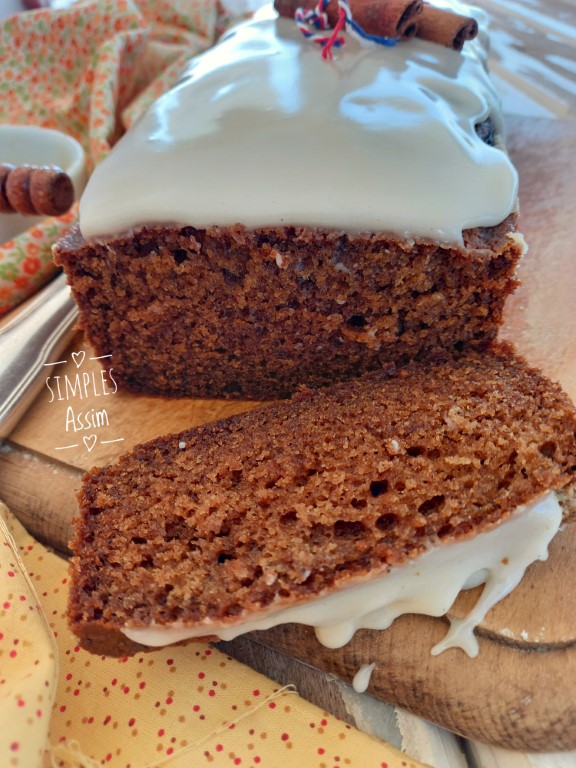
[295,0,399,60]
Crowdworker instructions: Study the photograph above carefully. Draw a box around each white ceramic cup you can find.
[0,124,87,245]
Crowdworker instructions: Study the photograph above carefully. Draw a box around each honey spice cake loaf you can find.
[68,347,576,657]
[54,2,524,399]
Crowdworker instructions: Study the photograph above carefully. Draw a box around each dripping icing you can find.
[122,492,562,656]
[352,663,377,693]
[79,3,517,244]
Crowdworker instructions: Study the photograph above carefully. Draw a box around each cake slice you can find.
[54,2,524,399]
[68,346,576,657]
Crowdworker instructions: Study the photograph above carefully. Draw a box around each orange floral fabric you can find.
[0,0,234,316]
[0,501,428,768]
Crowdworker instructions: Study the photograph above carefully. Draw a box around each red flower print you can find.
[23,255,42,275]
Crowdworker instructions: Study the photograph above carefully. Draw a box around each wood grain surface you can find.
[1,116,575,752]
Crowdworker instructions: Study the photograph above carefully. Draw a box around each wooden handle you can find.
[0,442,82,553]
[0,163,75,216]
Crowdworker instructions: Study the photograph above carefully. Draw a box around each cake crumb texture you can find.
[68,347,576,655]
[54,218,523,399]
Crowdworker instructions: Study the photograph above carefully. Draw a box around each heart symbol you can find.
[72,350,86,368]
[83,434,97,453]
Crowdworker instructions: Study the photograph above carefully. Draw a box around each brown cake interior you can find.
[54,217,523,400]
[68,347,576,656]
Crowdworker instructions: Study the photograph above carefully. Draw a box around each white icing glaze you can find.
[352,662,376,693]
[79,2,517,245]
[122,492,562,657]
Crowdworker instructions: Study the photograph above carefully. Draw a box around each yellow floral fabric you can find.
[0,501,428,768]
[0,0,234,316]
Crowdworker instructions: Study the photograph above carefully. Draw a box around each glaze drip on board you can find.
[352,662,376,693]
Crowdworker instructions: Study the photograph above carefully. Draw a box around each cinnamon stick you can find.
[415,3,478,51]
[0,164,74,217]
[349,0,423,38]
[274,0,423,39]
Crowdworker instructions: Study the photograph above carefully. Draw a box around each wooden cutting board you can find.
[1,116,575,752]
